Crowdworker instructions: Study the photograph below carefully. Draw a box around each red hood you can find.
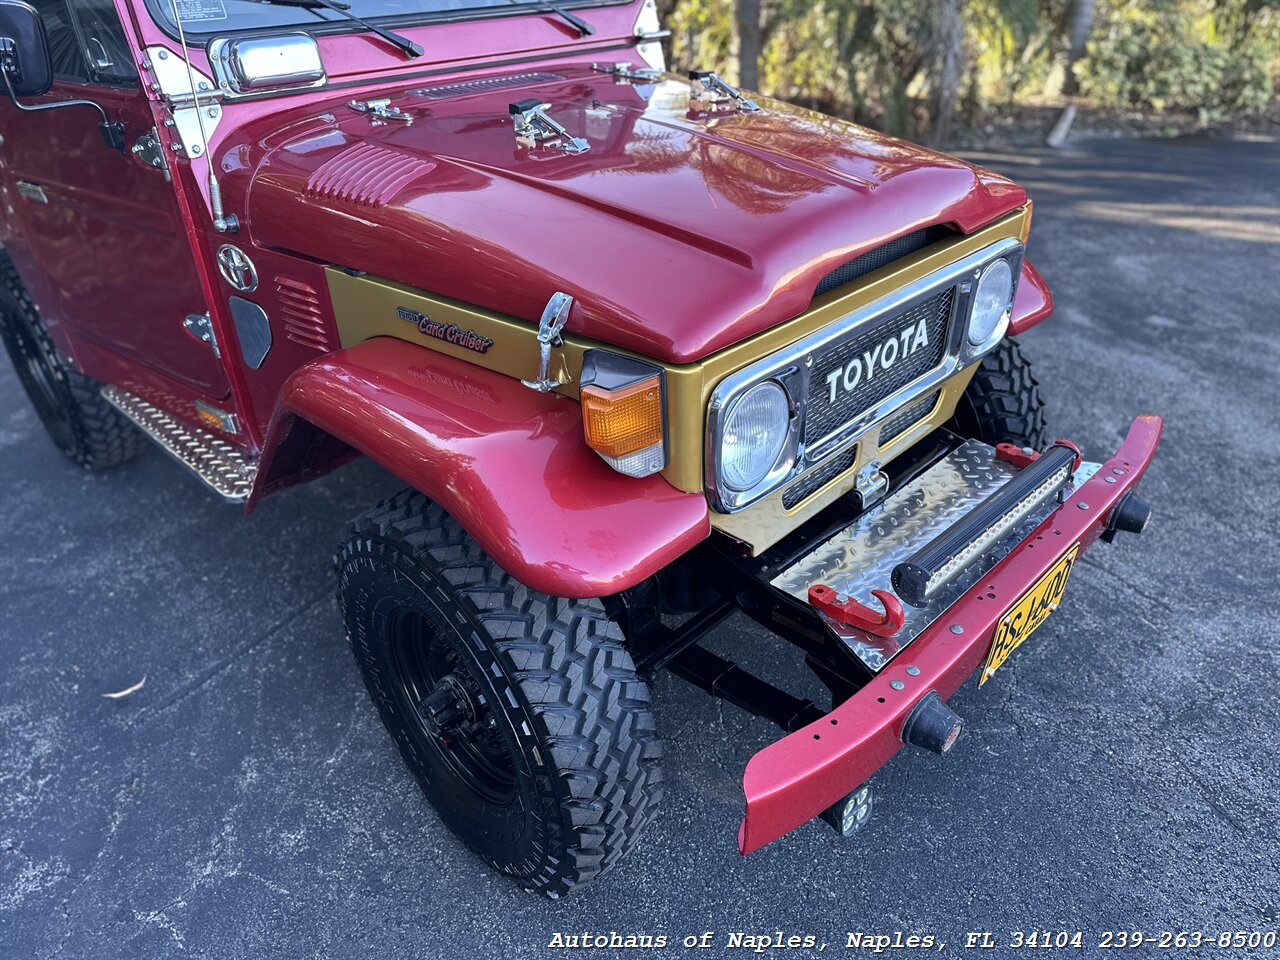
[244,67,1025,363]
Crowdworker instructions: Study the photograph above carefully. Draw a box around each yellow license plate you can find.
[980,544,1080,687]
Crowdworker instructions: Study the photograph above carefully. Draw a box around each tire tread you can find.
[337,490,663,898]
[953,337,1048,449]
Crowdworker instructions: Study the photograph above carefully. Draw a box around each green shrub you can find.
[1079,0,1277,120]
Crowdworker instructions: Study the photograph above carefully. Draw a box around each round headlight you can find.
[721,381,790,492]
[968,258,1014,346]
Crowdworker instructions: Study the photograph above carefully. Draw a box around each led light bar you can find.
[892,443,1079,607]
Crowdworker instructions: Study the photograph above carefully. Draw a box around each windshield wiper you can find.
[508,0,595,37]
[253,0,424,59]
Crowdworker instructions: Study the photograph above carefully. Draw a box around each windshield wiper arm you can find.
[508,0,595,37]
[254,0,424,59]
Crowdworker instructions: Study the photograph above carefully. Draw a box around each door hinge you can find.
[183,312,220,358]
[131,128,172,181]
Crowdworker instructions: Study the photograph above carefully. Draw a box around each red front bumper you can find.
[738,415,1164,854]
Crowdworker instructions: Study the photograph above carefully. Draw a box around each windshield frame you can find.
[140,0,631,46]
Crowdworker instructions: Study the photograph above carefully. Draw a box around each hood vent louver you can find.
[815,225,955,299]
[411,72,564,100]
[276,278,330,352]
[305,143,434,207]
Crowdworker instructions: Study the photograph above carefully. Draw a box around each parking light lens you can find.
[582,375,666,477]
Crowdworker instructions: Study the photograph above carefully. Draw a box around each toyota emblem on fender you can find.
[216,244,258,293]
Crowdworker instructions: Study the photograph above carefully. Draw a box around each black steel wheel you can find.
[0,253,146,470]
[950,336,1048,450]
[335,490,664,898]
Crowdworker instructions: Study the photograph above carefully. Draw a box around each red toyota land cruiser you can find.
[0,0,1161,897]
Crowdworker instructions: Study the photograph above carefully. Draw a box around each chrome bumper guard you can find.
[769,439,1100,672]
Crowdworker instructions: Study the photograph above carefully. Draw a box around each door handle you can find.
[16,180,48,204]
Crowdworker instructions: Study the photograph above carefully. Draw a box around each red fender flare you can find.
[252,338,710,598]
[1010,258,1054,335]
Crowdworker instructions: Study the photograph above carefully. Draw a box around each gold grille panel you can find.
[879,390,942,445]
[781,445,859,510]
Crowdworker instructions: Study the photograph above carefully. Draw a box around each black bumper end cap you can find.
[901,691,964,755]
[1102,491,1152,543]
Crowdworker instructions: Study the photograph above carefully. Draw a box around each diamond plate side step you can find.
[101,386,258,502]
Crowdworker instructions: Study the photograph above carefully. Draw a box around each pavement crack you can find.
[1172,754,1252,841]
[1079,556,1177,618]
[127,586,332,726]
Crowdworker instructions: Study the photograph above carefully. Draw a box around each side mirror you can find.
[0,0,52,98]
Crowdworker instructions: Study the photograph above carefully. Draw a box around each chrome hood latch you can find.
[508,99,589,155]
[521,293,574,393]
[689,70,760,112]
[592,62,661,84]
[348,98,413,124]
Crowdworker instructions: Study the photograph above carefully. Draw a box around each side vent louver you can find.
[305,143,434,207]
[276,278,330,352]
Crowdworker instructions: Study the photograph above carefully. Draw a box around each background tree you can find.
[1061,0,1097,94]
[664,0,1279,146]
[736,0,763,90]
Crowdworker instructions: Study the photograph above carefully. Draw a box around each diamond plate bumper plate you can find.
[770,440,1100,671]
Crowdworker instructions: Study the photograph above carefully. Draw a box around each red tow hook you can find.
[808,584,905,637]
[995,442,1038,469]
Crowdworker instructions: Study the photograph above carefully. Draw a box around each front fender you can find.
[1010,258,1053,335]
[254,338,711,599]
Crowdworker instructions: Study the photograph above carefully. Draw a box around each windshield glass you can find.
[148,0,615,38]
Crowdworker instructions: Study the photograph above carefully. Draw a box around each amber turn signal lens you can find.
[1020,199,1034,242]
[196,407,226,432]
[581,376,664,458]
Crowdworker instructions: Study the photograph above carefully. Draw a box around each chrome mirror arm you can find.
[0,46,125,152]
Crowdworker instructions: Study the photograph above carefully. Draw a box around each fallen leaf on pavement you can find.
[101,676,146,700]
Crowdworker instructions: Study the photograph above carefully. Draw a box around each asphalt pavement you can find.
[2,134,1278,959]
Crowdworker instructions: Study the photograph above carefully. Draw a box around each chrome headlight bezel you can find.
[706,238,1024,514]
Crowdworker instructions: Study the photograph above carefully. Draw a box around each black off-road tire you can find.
[950,337,1048,450]
[335,490,664,898]
[0,253,146,470]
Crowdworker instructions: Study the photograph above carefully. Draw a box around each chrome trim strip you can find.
[706,238,1024,514]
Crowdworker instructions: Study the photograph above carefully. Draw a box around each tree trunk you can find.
[1062,0,1096,96]
[736,0,762,91]
[924,0,964,147]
